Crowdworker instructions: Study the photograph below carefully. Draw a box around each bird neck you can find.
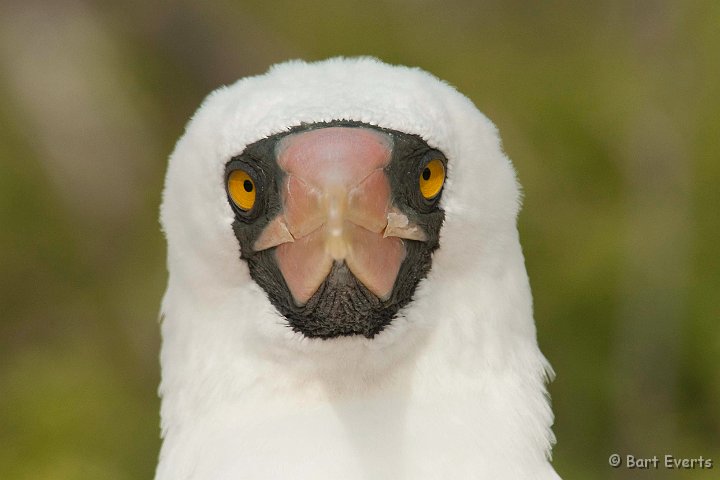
[156,255,557,479]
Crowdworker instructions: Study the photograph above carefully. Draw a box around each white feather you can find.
[157,57,559,479]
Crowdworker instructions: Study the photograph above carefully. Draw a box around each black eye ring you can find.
[414,153,447,211]
[225,158,265,221]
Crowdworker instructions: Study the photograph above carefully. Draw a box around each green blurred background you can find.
[1,1,718,478]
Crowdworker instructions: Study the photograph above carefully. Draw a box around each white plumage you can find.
[157,57,559,479]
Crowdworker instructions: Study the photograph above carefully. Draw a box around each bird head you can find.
[157,59,558,480]
[161,57,528,369]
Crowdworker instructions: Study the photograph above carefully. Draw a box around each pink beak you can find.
[252,127,427,305]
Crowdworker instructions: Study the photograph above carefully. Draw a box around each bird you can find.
[156,57,559,480]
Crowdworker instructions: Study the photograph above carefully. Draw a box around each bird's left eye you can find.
[228,169,257,211]
[419,159,445,200]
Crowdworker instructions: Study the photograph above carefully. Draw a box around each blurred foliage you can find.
[1,1,718,479]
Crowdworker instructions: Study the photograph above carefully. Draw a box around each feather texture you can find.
[157,57,559,479]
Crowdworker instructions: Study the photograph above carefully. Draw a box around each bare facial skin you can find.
[226,121,446,338]
[253,127,423,305]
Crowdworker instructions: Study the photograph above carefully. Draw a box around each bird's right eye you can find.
[228,169,257,211]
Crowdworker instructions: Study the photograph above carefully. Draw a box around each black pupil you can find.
[243,179,253,192]
[422,167,431,181]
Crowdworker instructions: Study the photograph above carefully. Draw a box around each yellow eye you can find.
[419,159,445,200]
[228,169,256,211]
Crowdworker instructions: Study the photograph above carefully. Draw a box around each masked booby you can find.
[156,57,560,480]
